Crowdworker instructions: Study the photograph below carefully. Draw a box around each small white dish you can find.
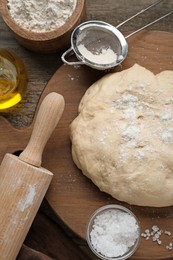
[86,204,141,260]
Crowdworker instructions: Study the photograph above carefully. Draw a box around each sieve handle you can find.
[61,47,84,66]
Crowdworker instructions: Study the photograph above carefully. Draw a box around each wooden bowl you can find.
[0,0,85,53]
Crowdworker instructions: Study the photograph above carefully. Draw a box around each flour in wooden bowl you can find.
[7,0,77,32]
[1,0,85,52]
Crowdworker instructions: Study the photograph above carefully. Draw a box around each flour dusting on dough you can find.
[70,64,173,207]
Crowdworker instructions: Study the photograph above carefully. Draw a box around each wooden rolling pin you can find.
[0,92,65,260]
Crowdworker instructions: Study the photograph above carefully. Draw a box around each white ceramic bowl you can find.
[86,204,141,260]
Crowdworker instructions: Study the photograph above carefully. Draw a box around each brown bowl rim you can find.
[0,0,85,41]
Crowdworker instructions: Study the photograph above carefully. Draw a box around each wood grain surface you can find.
[0,1,173,259]
[41,30,173,259]
[0,0,173,129]
[0,30,173,259]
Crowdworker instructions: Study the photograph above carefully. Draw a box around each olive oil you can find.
[0,49,27,109]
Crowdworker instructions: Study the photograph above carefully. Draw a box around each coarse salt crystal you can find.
[157,239,162,245]
[141,225,173,251]
[165,230,171,236]
[141,233,147,237]
[89,209,139,258]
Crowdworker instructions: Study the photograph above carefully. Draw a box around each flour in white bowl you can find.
[7,0,77,33]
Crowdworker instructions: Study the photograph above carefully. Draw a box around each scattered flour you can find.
[162,128,173,143]
[18,184,36,212]
[112,89,173,163]
[7,0,76,32]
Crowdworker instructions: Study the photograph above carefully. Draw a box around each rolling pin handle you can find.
[19,92,65,167]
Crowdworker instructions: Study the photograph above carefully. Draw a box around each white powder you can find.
[18,184,36,212]
[98,126,110,145]
[123,107,137,120]
[7,0,76,32]
[90,209,139,258]
[162,128,173,143]
[161,113,172,121]
[135,150,145,160]
[122,124,141,142]
[114,93,139,110]
[77,44,117,65]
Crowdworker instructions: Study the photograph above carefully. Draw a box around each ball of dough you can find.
[70,64,173,207]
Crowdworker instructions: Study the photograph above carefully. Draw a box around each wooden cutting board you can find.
[1,31,173,259]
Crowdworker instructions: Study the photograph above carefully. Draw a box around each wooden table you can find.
[0,1,173,259]
[0,0,172,129]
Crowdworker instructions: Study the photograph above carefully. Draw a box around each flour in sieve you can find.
[7,0,76,32]
[77,44,117,64]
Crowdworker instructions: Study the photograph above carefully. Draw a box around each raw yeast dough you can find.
[70,64,173,207]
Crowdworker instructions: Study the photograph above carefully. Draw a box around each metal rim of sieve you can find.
[61,0,173,70]
[61,20,128,70]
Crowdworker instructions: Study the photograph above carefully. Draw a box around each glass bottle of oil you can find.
[0,49,28,109]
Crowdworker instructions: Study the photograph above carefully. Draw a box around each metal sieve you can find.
[61,0,172,70]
